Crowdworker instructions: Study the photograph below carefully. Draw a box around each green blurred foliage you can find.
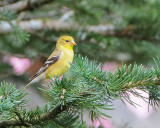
[0,0,160,78]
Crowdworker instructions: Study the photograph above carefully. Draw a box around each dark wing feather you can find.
[29,52,61,80]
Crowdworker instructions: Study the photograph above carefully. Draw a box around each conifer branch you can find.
[0,105,68,127]
[0,55,160,127]
[13,108,30,127]
[0,19,159,43]
[0,91,92,127]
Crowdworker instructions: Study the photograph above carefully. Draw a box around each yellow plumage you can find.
[25,35,76,88]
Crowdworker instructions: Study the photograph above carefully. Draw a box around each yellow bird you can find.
[25,35,76,88]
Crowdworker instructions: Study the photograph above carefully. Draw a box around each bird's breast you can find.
[63,49,74,63]
[44,49,74,79]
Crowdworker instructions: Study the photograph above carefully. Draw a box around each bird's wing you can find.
[29,49,62,80]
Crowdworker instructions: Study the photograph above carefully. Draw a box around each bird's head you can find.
[56,35,76,50]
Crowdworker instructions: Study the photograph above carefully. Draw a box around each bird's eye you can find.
[65,40,69,42]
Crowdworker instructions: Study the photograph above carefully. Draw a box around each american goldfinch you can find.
[25,35,76,88]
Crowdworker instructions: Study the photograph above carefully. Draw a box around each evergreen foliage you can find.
[0,55,160,127]
[0,0,160,127]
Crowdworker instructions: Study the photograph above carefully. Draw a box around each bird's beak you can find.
[71,41,77,46]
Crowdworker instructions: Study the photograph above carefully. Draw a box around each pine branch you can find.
[0,55,160,127]
[13,108,30,127]
[40,105,68,122]
[0,105,68,127]
[69,55,160,106]
[0,90,92,127]
[0,10,141,42]
[0,18,159,43]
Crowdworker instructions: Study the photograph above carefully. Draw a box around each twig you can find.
[0,105,68,127]
[0,18,159,43]
[14,108,31,127]
[121,79,158,90]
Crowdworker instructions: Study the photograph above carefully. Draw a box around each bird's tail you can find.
[24,79,37,89]
[24,74,44,89]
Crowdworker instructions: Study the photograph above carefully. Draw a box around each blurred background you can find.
[0,0,160,128]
